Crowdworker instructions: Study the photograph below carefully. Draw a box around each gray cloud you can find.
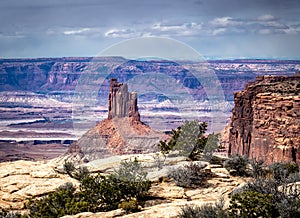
[0,0,300,59]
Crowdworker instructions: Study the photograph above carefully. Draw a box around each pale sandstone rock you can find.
[0,152,247,217]
[0,160,79,210]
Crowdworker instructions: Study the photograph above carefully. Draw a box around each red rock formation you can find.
[69,79,165,161]
[229,75,300,164]
[108,78,140,123]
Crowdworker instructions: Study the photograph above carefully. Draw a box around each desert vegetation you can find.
[178,155,300,218]
[19,159,151,217]
[1,120,300,218]
[157,119,220,160]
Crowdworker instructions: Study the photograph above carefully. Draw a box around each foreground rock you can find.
[0,158,79,210]
[0,153,246,217]
[229,74,300,164]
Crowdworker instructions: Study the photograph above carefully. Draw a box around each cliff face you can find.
[229,75,300,164]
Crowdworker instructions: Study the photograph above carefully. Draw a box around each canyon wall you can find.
[229,75,300,164]
[1,58,299,101]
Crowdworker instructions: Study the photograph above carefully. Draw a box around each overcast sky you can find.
[1,0,300,59]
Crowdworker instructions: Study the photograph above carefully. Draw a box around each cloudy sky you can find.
[1,0,300,59]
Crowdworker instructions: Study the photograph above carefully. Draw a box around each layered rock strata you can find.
[108,78,140,122]
[69,79,165,161]
[229,75,300,164]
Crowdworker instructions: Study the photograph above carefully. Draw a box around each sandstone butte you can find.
[228,74,300,164]
[68,78,166,162]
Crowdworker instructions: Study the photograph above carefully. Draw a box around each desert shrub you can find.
[158,127,181,156]
[179,199,228,218]
[63,161,90,181]
[285,162,299,175]
[250,159,268,179]
[168,162,212,188]
[78,174,122,211]
[245,178,300,218]
[202,133,221,161]
[27,159,151,216]
[226,161,300,218]
[224,154,252,177]
[270,163,290,181]
[111,158,151,201]
[228,190,278,218]
[73,166,90,181]
[26,182,87,217]
[63,161,76,178]
[78,159,151,211]
[269,162,300,181]
[118,199,139,213]
[158,120,211,160]
[0,209,24,218]
[178,205,203,218]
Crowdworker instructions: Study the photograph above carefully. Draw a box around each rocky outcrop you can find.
[108,78,140,122]
[229,75,300,164]
[69,117,165,161]
[0,157,79,210]
[0,153,244,216]
[69,79,165,161]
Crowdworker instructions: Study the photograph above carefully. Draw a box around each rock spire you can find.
[108,78,140,122]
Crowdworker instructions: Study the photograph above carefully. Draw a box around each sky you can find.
[1,0,300,59]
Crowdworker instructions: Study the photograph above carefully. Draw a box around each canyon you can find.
[0,57,299,162]
[0,58,300,217]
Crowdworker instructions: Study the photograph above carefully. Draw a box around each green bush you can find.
[158,120,210,160]
[250,159,268,179]
[202,133,221,161]
[157,127,181,155]
[26,159,151,217]
[285,163,299,175]
[179,199,228,218]
[26,182,87,217]
[244,177,300,218]
[168,162,212,188]
[63,161,90,181]
[118,199,139,213]
[0,209,24,218]
[269,162,299,182]
[224,154,252,177]
[228,191,278,218]
[63,161,76,178]
[111,158,151,201]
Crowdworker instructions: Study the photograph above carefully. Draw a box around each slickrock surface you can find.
[0,157,79,211]
[60,154,245,218]
[229,75,300,164]
[0,153,246,217]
